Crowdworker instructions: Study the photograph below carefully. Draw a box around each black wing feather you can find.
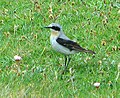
[56,38,95,54]
[56,38,86,51]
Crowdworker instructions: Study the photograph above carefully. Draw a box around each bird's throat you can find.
[51,31,59,38]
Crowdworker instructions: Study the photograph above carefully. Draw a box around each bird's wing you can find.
[56,38,86,51]
[56,38,95,54]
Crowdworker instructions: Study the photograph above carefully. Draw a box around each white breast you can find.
[50,35,76,55]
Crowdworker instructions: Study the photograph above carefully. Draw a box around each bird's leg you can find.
[66,56,71,67]
[62,56,71,74]
[64,56,71,69]
[64,55,67,67]
[60,56,67,74]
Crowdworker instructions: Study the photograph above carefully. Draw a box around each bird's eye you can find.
[52,26,60,31]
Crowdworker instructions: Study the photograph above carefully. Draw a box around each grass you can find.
[0,0,120,97]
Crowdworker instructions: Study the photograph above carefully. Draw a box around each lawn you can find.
[0,0,120,98]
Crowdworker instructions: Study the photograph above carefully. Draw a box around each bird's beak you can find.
[44,26,51,29]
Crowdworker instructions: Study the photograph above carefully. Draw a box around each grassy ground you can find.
[0,0,120,97]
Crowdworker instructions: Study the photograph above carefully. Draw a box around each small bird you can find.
[45,23,95,69]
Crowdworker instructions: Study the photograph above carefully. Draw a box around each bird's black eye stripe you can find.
[52,26,60,31]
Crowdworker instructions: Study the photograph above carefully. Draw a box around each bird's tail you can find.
[83,49,96,54]
[73,44,96,54]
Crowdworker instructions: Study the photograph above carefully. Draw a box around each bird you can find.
[44,23,95,70]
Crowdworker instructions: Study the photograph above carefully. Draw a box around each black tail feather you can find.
[83,49,96,54]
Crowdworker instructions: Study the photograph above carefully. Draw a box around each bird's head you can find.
[44,23,62,32]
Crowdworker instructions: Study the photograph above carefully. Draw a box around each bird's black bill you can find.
[44,26,52,29]
[44,26,60,31]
